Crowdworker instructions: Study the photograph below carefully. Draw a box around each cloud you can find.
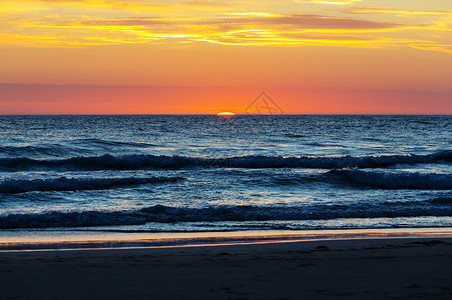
[410,44,452,53]
[294,0,363,5]
[67,13,399,30]
[1,12,409,47]
[344,6,452,31]
[1,3,450,53]
[250,14,397,29]
[197,30,382,47]
[0,0,229,15]
[345,6,452,16]
[434,15,452,28]
[0,13,425,49]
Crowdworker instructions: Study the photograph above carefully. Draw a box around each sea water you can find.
[0,115,451,242]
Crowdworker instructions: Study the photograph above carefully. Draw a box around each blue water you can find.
[0,115,451,234]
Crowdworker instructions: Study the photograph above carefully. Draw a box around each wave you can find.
[240,170,452,190]
[0,144,72,158]
[0,151,450,171]
[72,138,156,148]
[0,140,156,158]
[429,197,452,205]
[331,169,452,190]
[1,201,452,229]
[0,176,183,194]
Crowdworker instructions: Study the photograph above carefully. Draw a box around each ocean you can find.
[0,115,451,248]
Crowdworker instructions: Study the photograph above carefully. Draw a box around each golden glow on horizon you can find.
[0,0,451,114]
[294,0,363,5]
[217,112,235,116]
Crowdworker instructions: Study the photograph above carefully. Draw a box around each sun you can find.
[217,112,235,116]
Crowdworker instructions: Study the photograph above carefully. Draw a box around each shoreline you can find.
[1,227,452,252]
[1,236,451,299]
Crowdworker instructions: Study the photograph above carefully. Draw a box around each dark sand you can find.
[1,238,452,299]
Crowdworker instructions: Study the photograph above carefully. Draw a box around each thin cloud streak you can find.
[294,0,363,5]
[345,7,452,16]
[0,0,232,14]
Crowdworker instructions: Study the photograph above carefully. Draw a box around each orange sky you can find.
[1,0,451,114]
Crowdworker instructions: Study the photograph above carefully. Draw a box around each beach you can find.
[0,116,450,299]
[1,237,452,299]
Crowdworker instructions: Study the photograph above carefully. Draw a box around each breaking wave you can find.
[332,169,452,190]
[0,151,450,171]
[1,201,452,229]
[0,176,184,194]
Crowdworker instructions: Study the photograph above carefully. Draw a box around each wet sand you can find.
[1,238,452,299]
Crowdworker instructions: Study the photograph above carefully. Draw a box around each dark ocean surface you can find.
[0,115,451,235]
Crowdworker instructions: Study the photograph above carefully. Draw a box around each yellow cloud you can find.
[346,6,452,16]
[434,15,452,28]
[199,30,423,48]
[1,5,450,53]
[0,32,117,47]
[344,7,452,32]
[294,0,363,5]
[0,0,229,15]
[410,43,452,53]
[0,2,49,15]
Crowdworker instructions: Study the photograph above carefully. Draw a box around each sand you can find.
[1,237,452,299]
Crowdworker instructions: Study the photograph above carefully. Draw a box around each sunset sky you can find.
[1,0,451,114]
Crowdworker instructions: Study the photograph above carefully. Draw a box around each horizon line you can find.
[0,113,450,116]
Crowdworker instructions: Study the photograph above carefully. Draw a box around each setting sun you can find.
[217,112,235,116]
